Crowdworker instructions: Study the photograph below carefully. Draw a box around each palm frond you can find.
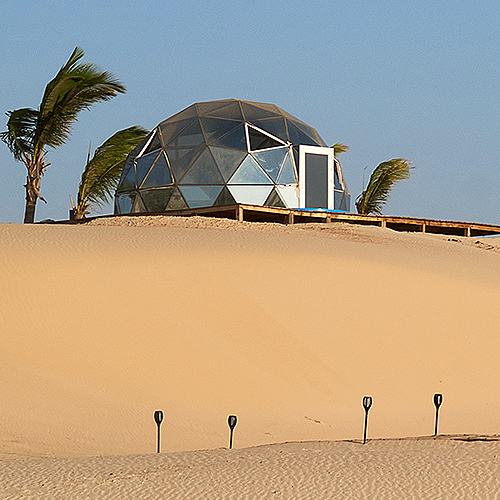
[75,126,149,217]
[1,108,39,160]
[355,158,413,215]
[332,143,349,156]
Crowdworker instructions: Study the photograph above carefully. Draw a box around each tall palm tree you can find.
[1,47,126,223]
[356,158,413,215]
[72,126,149,219]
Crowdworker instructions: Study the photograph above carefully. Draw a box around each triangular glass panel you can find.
[136,151,161,186]
[209,147,247,182]
[227,185,273,205]
[334,167,342,190]
[241,101,281,120]
[180,148,224,184]
[165,187,188,210]
[116,159,136,192]
[276,185,299,208]
[203,101,243,121]
[213,186,237,206]
[115,192,135,213]
[200,117,241,144]
[264,188,286,208]
[131,193,147,213]
[252,147,287,183]
[173,118,205,147]
[247,118,288,143]
[179,185,224,208]
[210,124,247,151]
[142,130,162,155]
[286,121,319,146]
[140,152,173,188]
[196,100,236,115]
[162,104,198,123]
[248,125,285,151]
[276,151,297,185]
[129,137,147,159]
[165,145,204,181]
[228,155,272,184]
[288,118,326,146]
[159,118,196,147]
[141,188,173,212]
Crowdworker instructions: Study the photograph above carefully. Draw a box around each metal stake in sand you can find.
[362,396,372,444]
[154,410,163,453]
[433,394,443,437]
[228,415,237,449]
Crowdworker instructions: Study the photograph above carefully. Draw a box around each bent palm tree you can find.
[1,47,126,223]
[355,158,413,215]
[73,126,149,219]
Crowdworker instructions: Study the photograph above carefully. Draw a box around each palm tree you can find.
[72,126,149,219]
[332,142,349,156]
[355,158,413,215]
[1,47,126,223]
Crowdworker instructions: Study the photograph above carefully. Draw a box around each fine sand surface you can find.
[1,215,500,497]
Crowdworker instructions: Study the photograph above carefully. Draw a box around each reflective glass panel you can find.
[241,101,281,120]
[276,152,297,184]
[227,185,273,205]
[248,126,284,151]
[252,147,287,182]
[334,191,350,211]
[142,130,162,155]
[131,193,146,213]
[165,187,188,210]
[136,151,161,186]
[129,137,147,159]
[179,185,224,208]
[116,159,136,192]
[142,188,173,212]
[163,104,198,122]
[247,118,288,143]
[201,101,243,121]
[141,153,173,188]
[200,117,241,143]
[228,156,272,184]
[174,119,205,147]
[159,118,196,147]
[334,167,342,190]
[196,100,235,115]
[213,186,236,206]
[116,192,135,213]
[264,188,286,208]
[286,121,319,146]
[305,153,328,208]
[276,185,299,208]
[211,124,247,151]
[288,118,326,146]
[209,147,247,181]
[165,145,204,181]
[180,148,224,184]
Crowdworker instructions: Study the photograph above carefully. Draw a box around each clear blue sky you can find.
[1,0,499,224]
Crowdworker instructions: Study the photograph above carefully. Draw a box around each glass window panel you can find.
[334,191,350,211]
[136,151,161,186]
[201,101,243,121]
[213,186,236,206]
[131,193,146,213]
[211,124,247,151]
[276,151,297,185]
[276,185,299,208]
[179,185,224,208]
[141,152,173,188]
[159,118,196,147]
[180,148,223,184]
[241,101,281,120]
[142,130,162,155]
[287,119,325,146]
[200,117,241,143]
[163,104,198,122]
[116,159,136,192]
[165,187,188,210]
[227,185,273,205]
[305,153,328,208]
[173,119,205,147]
[252,147,287,182]
[129,137,148,159]
[248,126,284,151]
[334,168,342,190]
[165,145,204,181]
[196,100,235,115]
[264,188,286,208]
[247,118,288,143]
[286,121,320,146]
[116,192,135,213]
[228,156,272,184]
[141,188,173,212]
[209,147,247,182]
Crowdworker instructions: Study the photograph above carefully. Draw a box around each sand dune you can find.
[1,216,500,462]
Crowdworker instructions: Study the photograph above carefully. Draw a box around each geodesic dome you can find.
[114,99,350,214]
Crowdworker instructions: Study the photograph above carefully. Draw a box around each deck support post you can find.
[466,226,471,237]
[422,223,426,233]
[380,219,386,228]
[287,213,294,225]
[236,206,244,222]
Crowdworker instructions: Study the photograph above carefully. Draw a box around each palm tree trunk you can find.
[23,158,43,223]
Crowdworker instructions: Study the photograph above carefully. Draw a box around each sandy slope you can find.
[1,217,500,460]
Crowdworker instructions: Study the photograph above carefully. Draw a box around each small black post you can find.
[154,410,163,453]
[433,394,443,437]
[362,396,372,444]
[228,415,237,449]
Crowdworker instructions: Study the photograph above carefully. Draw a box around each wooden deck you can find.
[65,204,500,237]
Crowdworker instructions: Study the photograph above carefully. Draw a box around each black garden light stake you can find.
[154,410,164,453]
[433,394,443,437]
[362,396,373,444]
[228,415,237,449]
